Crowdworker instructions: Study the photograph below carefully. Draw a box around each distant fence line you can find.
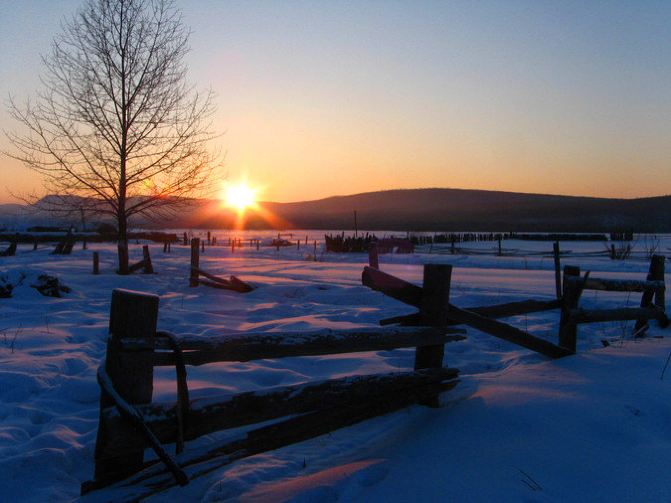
[0,231,177,244]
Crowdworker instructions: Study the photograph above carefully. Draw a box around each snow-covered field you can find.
[1,233,670,502]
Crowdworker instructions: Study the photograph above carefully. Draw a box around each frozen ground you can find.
[1,234,670,502]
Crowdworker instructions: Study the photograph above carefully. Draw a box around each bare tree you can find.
[4,0,219,273]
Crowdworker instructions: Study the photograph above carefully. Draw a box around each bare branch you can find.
[4,0,221,272]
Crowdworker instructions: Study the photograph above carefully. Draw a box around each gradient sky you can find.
[1,0,670,203]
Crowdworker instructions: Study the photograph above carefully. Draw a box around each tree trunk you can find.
[117,211,129,275]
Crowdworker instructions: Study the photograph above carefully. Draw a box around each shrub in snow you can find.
[30,274,72,298]
[0,271,71,298]
[0,275,14,298]
[0,272,26,298]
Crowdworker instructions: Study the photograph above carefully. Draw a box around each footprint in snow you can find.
[625,405,642,417]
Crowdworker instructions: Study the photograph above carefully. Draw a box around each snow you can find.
[0,232,670,501]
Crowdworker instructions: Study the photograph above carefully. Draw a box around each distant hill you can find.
[2,188,671,232]
[190,188,671,232]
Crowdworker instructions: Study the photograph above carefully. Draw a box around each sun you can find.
[224,182,257,213]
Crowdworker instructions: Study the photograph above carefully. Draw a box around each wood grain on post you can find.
[93,289,159,484]
[415,265,451,368]
[415,264,451,406]
[93,251,100,275]
[553,241,561,299]
[654,256,666,312]
[559,265,581,352]
[190,238,200,287]
[635,255,666,333]
[368,244,379,269]
[142,245,153,274]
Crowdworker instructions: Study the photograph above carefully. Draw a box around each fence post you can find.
[415,264,451,406]
[558,265,581,352]
[142,245,153,274]
[369,244,379,269]
[190,238,200,287]
[93,251,99,275]
[93,289,159,484]
[635,255,666,334]
[553,241,562,299]
[201,240,205,254]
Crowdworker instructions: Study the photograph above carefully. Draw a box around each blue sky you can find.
[1,0,670,202]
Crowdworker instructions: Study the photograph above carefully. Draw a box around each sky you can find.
[0,0,670,204]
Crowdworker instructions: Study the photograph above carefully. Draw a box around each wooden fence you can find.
[363,256,667,358]
[558,255,668,351]
[188,238,253,292]
[0,241,17,257]
[82,279,465,497]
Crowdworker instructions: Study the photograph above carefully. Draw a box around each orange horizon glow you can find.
[218,179,292,229]
[2,3,671,205]
[223,182,258,214]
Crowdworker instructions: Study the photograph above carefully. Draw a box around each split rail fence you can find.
[188,238,253,292]
[363,254,667,358]
[82,283,465,497]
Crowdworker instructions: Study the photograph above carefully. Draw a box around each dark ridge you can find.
[2,188,671,232]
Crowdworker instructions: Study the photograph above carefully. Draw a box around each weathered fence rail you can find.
[142,327,464,366]
[188,238,253,292]
[127,245,154,274]
[558,255,668,351]
[0,241,17,257]
[362,256,668,358]
[82,283,465,497]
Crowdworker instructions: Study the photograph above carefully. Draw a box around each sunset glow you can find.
[1,2,671,204]
[223,182,258,213]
